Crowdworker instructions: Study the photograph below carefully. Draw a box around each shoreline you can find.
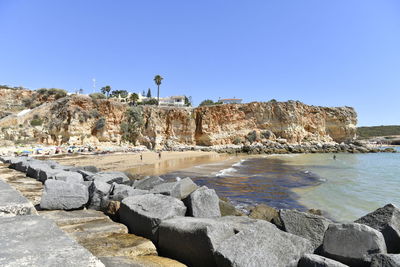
[33,147,400,222]
[46,151,229,176]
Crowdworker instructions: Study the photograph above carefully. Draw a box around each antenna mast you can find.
[92,78,96,93]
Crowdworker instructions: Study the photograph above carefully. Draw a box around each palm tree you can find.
[129,93,139,104]
[153,75,163,105]
[100,85,111,98]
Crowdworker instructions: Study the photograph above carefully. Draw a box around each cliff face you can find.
[0,88,35,119]
[0,96,127,145]
[194,101,357,145]
[0,88,61,119]
[0,94,357,147]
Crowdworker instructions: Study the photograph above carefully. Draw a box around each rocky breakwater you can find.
[3,155,400,266]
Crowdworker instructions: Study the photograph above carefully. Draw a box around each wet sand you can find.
[48,151,228,175]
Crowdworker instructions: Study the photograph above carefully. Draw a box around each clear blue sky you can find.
[1,1,399,126]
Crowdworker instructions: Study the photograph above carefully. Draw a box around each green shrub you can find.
[110,90,129,98]
[357,125,400,139]
[30,118,43,126]
[22,97,34,108]
[199,99,214,106]
[36,88,67,100]
[246,131,257,143]
[89,110,100,118]
[121,107,144,144]
[139,98,158,105]
[78,112,90,123]
[89,93,106,99]
[94,117,106,131]
[233,137,243,145]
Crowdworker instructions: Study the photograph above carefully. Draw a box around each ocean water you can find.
[161,147,400,222]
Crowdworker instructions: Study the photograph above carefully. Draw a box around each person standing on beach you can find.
[158,152,162,160]
[140,154,143,161]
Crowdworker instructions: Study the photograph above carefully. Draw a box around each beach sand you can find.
[46,151,228,176]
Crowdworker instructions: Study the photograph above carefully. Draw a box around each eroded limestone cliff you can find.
[0,94,357,148]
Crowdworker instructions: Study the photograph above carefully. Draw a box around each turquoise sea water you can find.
[161,147,400,222]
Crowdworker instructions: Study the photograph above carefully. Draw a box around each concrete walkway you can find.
[0,215,104,267]
[0,179,37,216]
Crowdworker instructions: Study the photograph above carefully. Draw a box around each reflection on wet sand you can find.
[126,153,229,176]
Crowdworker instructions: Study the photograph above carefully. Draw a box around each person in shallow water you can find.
[333,155,337,160]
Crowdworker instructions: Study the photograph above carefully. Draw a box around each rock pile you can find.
[2,155,400,267]
[195,141,397,155]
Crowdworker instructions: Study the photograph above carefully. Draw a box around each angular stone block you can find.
[184,186,221,218]
[119,194,186,243]
[54,171,84,184]
[110,183,149,202]
[371,253,400,267]
[26,162,50,179]
[298,254,349,267]
[133,175,164,190]
[151,177,198,199]
[88,180,112,210]
[280,209,332,252]
[40,179,89,210]
[322,223,387,266]
[158,217,235,267]
[249,203,282,228]
[214,220,313,267]
[355,204,400,253]
[86,171,130,184]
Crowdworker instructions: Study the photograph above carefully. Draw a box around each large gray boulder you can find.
[86,171,130,184]
[110,183,149,201]
[40,180,89,210]
[53,171,84,184]
[371,254,400,267]
[249,203,283,228]
[63,165,99,173]
[184,186,221,218]
[158,217,236,267]
[8,157,27,171]
[119,194,186,243]
[150,177,198,199]
[0,156,15,163]
[26,162,51,179]
[78,170,95,179]
[14,158,37,172]
[322,223,387,266]
[133,175,164,190]
[355,204,400,253]
[214,219,313,267]
[280,209,332,252]
[37,167,84,184]
[8,157,22,168]
[298,254,349,267]
[88,180,112,210]
[37,167,61,182]
[219,199,244,217]
[81,165,99,173]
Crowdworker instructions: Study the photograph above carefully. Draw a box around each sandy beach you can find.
[45,151,228,176]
